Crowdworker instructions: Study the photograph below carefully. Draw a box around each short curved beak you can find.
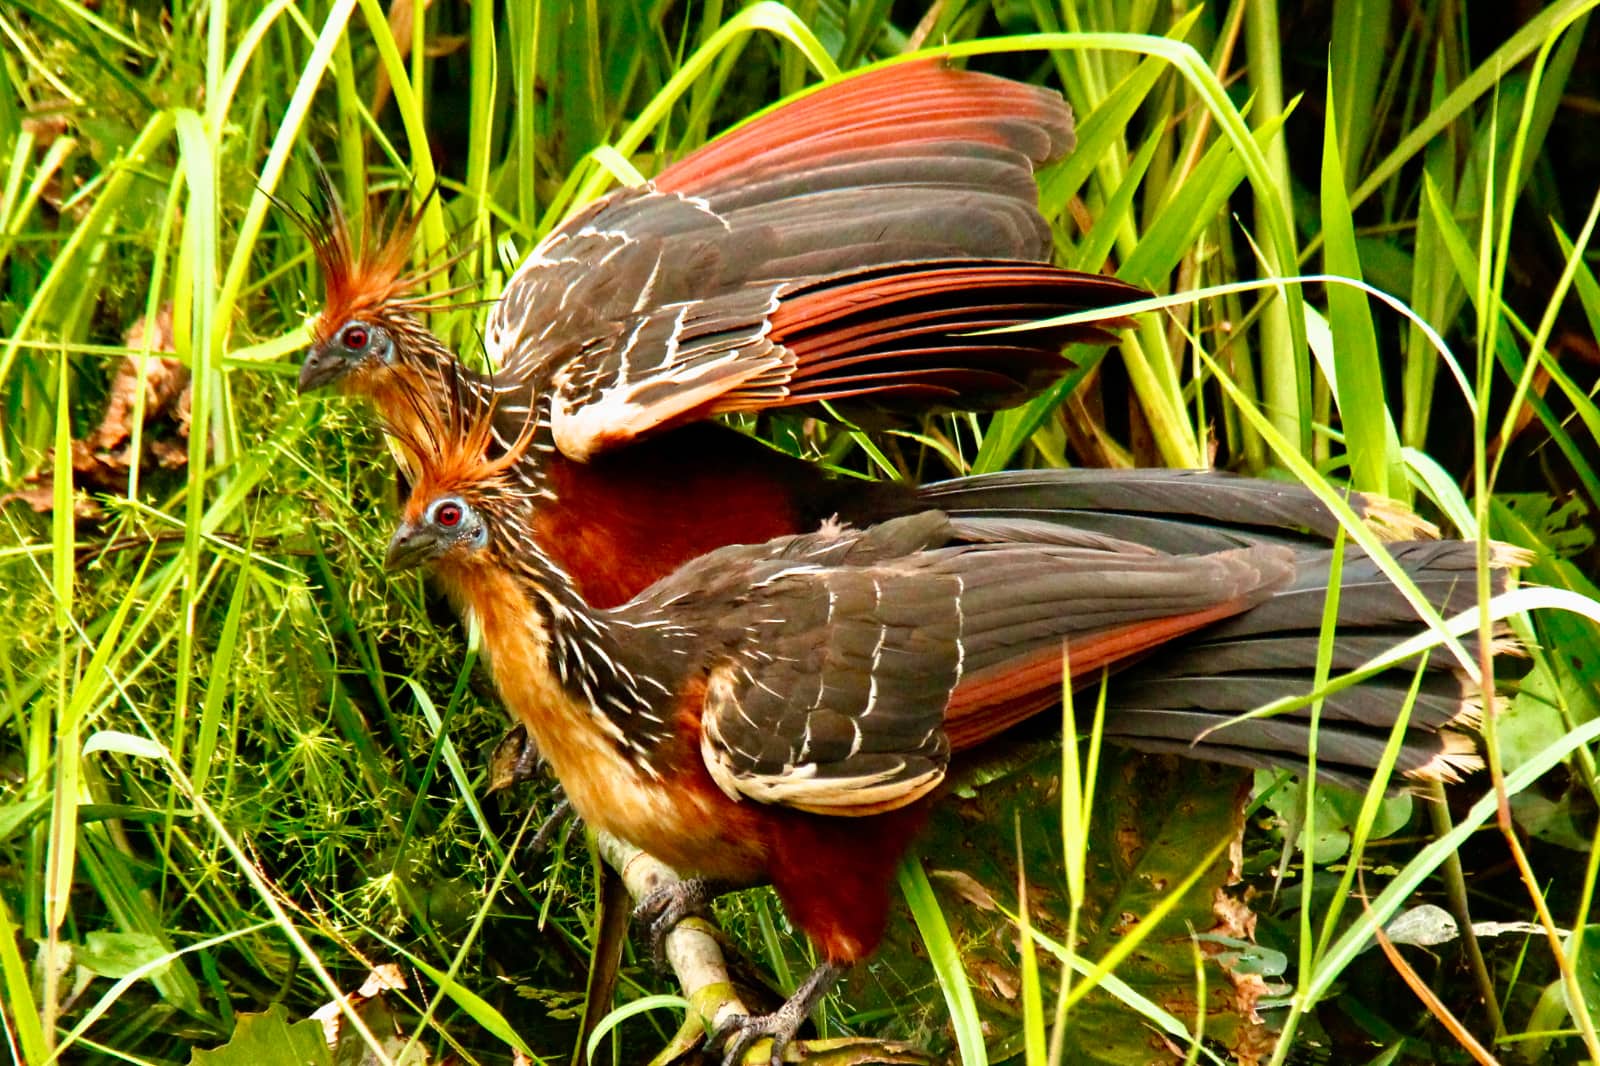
[384,522,440,572]
[297,344,345,394]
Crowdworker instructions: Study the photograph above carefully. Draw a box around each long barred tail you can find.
[852,469,1519,789]
[1096,539,1525,789]
[914,467,1437,552]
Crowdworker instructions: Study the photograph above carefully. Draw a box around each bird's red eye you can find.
[341,325,370,350]
[435,502,463,528]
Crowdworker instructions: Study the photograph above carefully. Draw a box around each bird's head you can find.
[275,169,455,395]
[381,375,539,576]
[385,491,494,572]
[301,315,402,394]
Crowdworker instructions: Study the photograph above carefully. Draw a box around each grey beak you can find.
[384,522,439,572]
[297,344,346,394]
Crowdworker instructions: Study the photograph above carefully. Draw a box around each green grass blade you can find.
[1329,0,1392,177]
[192,559,250,794]
[1013,822,1045,1066]
[1345,0,1598,218]
[0,891,46,1063]
[586,995,690,1064]
[1312,704,1600,1000]
[1317,73,1402,497]
[212,0,361,343]
[898,856,986,1066]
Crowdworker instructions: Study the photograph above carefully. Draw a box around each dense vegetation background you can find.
[2,1,1599,1063]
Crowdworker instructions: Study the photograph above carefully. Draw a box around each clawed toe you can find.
[711,1010,796,1066]
[707,960,847,1066]
[631,877,723,968]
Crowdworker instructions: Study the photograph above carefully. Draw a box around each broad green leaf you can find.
[1568,925,1600,1030]
[189,1003,332,1066]
[77,930,171,981]
[849,751,1266,1064]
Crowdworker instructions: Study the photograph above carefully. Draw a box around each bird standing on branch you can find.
[283,57,1521,1063]
[380,385,1519,1065]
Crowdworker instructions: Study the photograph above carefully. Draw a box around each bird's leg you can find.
[711,960,846,1066]
[528,796,574,858]
[632,877,737,968]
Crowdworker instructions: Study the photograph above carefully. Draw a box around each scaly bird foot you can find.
[631,877,732,969]
[711,960,846,1066]
[528,796,574,858]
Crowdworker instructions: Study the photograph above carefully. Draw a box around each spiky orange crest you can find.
[277,169,454,344]
[386,373,540,526]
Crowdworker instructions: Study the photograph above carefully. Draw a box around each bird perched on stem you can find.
[380,382,1520,1066]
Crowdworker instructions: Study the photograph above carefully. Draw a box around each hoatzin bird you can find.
[379,385,1518,1066]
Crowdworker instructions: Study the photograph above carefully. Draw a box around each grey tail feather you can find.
[1109,672,1472,732]
[913,468,1431,553]
[1201,539,1513,639]
[1107,725,1482,791]
[1092,534,1523,789]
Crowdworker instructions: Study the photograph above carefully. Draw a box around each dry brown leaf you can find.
[5,304,192,516]
[1209,886,1257,942]
[356,963,406,998]
[927,868,999,912]
[310,962,410,1048]
[1207,888,1274,1063]
[0,485,102,518]
[93,304,187,452]
[371,0,441,117]
[486,724,542,794]
[22,110,70,147]
[970,958,1019,1001]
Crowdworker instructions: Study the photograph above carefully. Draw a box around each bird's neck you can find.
[450,550,776,883]
[376,316,517,430]
[462,545,690,770]
[389,315,470,380]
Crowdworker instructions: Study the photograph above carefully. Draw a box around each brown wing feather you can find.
[941,595,1273,751]
[547,262,1144,457]
[688,525,1292,817]
[654,58,1073,196]
[489,61,1124,459]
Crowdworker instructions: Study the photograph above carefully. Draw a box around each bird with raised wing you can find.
[290,59,1142,427]
[282,59,1202,606]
